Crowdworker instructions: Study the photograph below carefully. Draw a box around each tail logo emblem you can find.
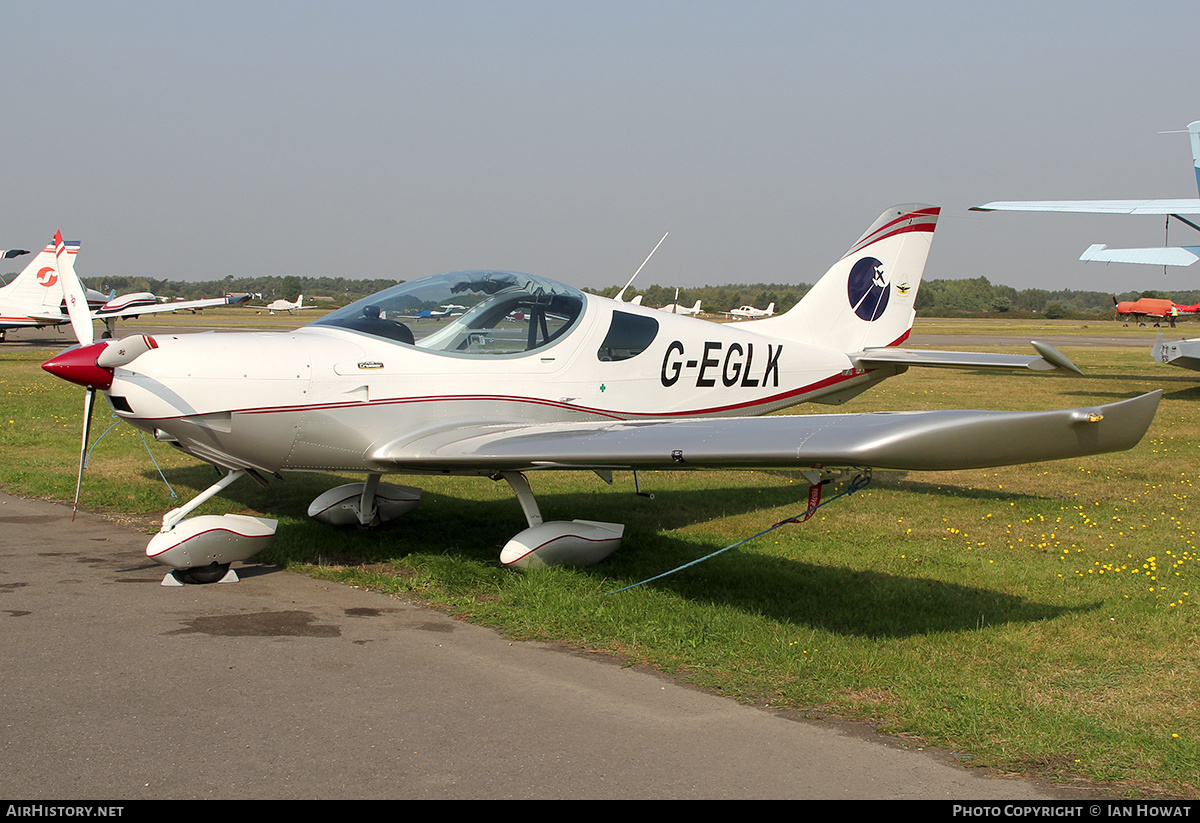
[847,257,890,321]
[36,267,58,288]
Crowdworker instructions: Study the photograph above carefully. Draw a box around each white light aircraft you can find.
[41,207,1160,586]
[251,294,312,314]
[726,302,775,319]
[657,288,704,316]
[0,237,247,342]
[972,121,1200,267]
[658,299,703,316]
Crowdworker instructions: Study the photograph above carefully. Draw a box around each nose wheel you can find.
[147,469,278,585]
[163,562,237,586]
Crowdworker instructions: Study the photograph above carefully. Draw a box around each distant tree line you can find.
[912,278,1200,319]
[584,278,1200,319]
[57,272,1200,319]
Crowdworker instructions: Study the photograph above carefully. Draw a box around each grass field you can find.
[2,317,1197,797]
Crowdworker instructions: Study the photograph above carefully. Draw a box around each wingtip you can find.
[1030,340,1084,375]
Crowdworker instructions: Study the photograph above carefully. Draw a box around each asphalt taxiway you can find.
[0,492,1084,800]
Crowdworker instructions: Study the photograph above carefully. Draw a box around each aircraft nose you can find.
[42,342,115,390]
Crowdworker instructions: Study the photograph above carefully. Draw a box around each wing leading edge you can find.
[971,200,1200,215]
[367,392,1160,474]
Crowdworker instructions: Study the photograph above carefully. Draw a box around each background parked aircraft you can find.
[250,294,312,314]
[974,121,1200,370]
[0,236,247,341]
[973,121,1200,267]
[726,302,775,319]
[657,298,704,316]
[1114,296,1200,324]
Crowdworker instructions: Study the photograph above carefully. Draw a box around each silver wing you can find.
[367,392,1160,474]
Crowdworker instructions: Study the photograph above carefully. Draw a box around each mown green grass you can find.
[2,324,1198,797]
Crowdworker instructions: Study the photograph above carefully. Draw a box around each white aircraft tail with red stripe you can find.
[0,241,69,317]
[744,204,938,354]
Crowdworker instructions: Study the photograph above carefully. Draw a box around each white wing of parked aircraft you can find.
[40,207,1158,586]
[972,121,1200,266]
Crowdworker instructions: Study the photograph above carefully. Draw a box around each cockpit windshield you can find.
[311,270,586,356]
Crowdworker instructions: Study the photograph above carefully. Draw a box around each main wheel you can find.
[177,562,231,584]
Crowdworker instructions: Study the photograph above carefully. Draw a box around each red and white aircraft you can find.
[0,236,247,342]
[41,207,1160,585]
[1114,296,1200,323]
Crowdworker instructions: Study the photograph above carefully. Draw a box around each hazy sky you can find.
[4,1,1199,294]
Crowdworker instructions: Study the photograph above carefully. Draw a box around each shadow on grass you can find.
[143,465,1095,640]
[600,549,1092,640]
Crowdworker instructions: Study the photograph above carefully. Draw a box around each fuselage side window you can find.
[597,310,659,362]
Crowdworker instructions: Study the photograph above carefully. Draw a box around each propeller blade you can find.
[72,387,97,520]
[53,230,94,346]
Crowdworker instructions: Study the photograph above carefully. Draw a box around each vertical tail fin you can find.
[0,241,67,314]
[744,204,939,352]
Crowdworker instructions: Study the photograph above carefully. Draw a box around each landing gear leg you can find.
[161,469,246,531]
[501,471,543,527]
[357,473,381,527]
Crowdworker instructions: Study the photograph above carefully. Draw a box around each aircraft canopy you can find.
[312,270,586,357]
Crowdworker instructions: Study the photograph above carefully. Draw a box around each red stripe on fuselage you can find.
[117,368,878,425]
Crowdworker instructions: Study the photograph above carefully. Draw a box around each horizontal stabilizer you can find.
[368,392,1160,474]
[972,200,1200,215]
[854,340,1081,374]
[1080,244,1200,267]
